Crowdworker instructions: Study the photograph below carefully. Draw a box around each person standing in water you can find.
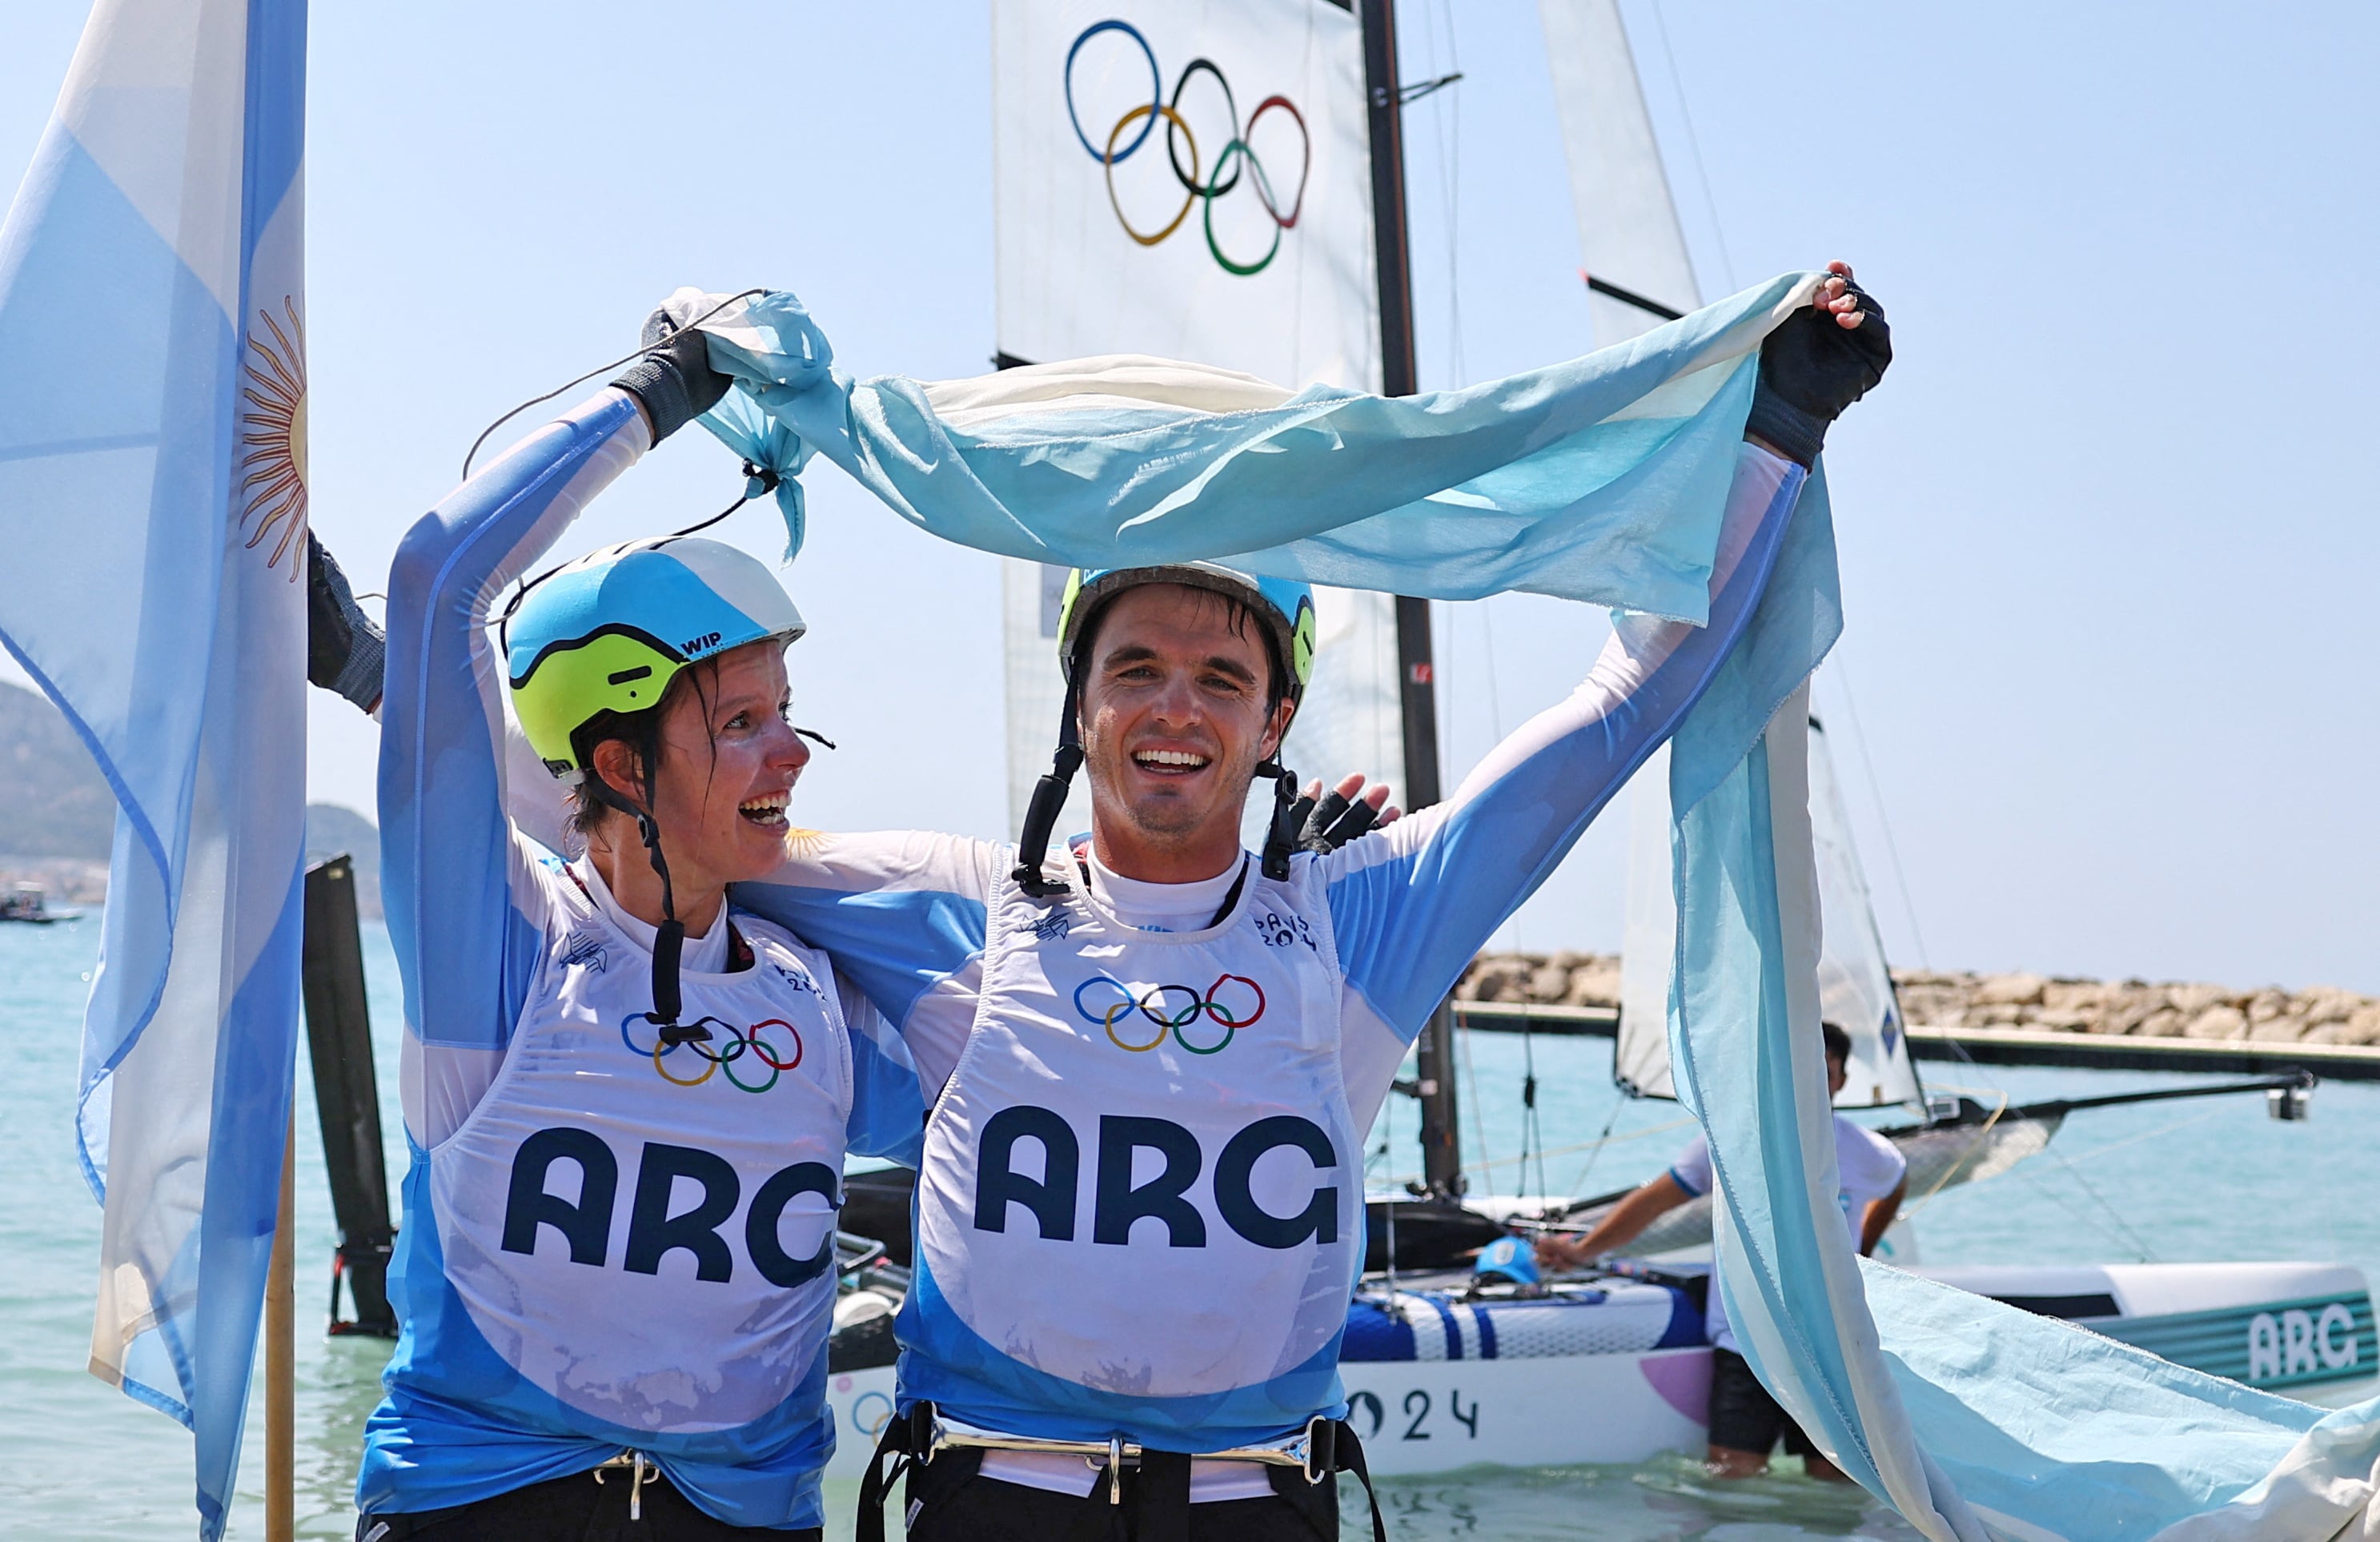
[728,266,1891,1540]
[355,319,921,1539]
[1535,1022,1909,1481]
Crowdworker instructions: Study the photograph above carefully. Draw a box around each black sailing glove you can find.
[1744,277,1892,468]
[306,533,385,715]
[609,310,733,445]
[1293,783,1387,853]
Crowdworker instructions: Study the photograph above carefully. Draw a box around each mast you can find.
[1360,0,1463,1196]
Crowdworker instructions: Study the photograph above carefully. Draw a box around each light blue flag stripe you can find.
[0,1,310,1537]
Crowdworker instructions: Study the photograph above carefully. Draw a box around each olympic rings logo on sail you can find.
[1074,973,1266,1055]
[620,1013,805,1094]
[1063,19,1310,276]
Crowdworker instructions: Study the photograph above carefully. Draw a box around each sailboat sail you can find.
[1538,0,1701,344]
[990,0,1410,832]
[1617,713,1925,1107]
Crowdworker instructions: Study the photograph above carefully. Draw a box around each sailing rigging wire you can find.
[1829,661,1934,970]
[1648,2,1737,294]
[1384,1112,1696,1190]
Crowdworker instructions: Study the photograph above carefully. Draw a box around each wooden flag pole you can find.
[266,1106,295,1542]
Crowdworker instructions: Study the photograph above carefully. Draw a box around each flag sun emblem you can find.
[238,298,308,576]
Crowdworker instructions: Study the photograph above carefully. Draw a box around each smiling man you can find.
[735,267,1891,1542]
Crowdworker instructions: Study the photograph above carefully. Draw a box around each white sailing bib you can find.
[914,861,1360,1399]
[430,885,852,1435]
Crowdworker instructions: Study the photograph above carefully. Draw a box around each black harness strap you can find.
[857,1404,1387,1542]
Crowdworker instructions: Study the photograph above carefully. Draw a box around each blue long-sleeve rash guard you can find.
[363,389,923,1524]
[731,439,1804,1147]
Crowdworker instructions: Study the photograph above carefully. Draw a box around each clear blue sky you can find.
[3,2,2373,991]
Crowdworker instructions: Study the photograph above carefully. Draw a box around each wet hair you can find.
[1074,583,1290,713]
[1821,1022,1852,1065]
[566,657,724,837]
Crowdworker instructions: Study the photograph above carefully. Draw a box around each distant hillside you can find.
[0,680,118,857]
[0,679,380,914]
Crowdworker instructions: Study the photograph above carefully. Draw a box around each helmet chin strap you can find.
[1012,675,1305,894]
[586,732,704,1045]
[1012,675,1085,898]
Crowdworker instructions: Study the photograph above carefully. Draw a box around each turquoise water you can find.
[5,918,2377,1540]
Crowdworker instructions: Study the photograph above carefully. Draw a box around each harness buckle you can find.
[1108,1435,1126,1505]
[1300,1416,1335,1485]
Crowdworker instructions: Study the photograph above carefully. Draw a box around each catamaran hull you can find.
[816,1262,2377,1482]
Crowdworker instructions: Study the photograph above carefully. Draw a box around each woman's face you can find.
[639,640,810,890]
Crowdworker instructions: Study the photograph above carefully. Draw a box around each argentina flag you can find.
[0,1,308,1537]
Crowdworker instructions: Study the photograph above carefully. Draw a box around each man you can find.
[1535,1022,1909,1481]
[732,266,1888,1540]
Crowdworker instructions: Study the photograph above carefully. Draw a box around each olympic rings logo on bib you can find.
[620,1013,804,1094]
[1074,973,1265,1055]
[1062,20,1310,276]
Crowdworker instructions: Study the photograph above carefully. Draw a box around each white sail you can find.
[992,0,1408,837]
[1807,713,1924,1106]
[1537,0,1701,343]
[1615,710,1924,1108]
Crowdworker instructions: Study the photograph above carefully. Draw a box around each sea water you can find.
[4,918,2377,1540]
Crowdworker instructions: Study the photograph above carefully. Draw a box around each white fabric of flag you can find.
[992,0,1406,829]
[0,2,308,1537]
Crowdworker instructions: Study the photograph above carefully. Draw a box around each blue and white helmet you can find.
[504,536,805,777]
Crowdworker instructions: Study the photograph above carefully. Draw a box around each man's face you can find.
[1826,1054,1849,1098]
[1077,584,1293,853]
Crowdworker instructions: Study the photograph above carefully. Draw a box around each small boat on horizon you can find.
[0,881,80,925]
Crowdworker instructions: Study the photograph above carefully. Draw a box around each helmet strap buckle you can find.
[1258,758,1300,881]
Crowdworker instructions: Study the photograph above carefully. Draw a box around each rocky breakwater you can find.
[1454,954,2380,1048]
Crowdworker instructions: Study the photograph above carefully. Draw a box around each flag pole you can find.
[266,1108,295,1542]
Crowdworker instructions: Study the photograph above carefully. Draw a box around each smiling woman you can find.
[356,315,924,1540]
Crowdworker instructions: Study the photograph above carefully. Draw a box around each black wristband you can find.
[1744,384,1828,468]
[610,326,731,445]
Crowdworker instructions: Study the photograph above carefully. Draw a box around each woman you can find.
[355,320,917,1539]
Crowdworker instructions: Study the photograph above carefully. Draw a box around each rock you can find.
[2041,980,2109,1014]
[1458,958,1534,1004]
[2341,1005,2380,1046]
[2294,986,2362,1026]
[1564,960,1623,1008]
[2245,987,2291,1025]
[2183,1004,2249,1041]
[1975,1002,2025,1026]
[2250,1014,2311,1043]
[1527,962,1571,1003]
[2029,1008,2093,1033]
[2096,987,2165,1035]
[2134,1006,2185,1038]
[1973,973,2048,1008]
[2164,983,2233,1017]
[1893,981,1969,1026]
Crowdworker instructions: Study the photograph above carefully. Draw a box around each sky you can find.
[1,1,2372,992]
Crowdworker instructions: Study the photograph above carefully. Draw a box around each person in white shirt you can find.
[1536,1022,1908,1480]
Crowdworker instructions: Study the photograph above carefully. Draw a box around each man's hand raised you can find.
[1745,259,1892,468]
[1290,772,1401,854]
